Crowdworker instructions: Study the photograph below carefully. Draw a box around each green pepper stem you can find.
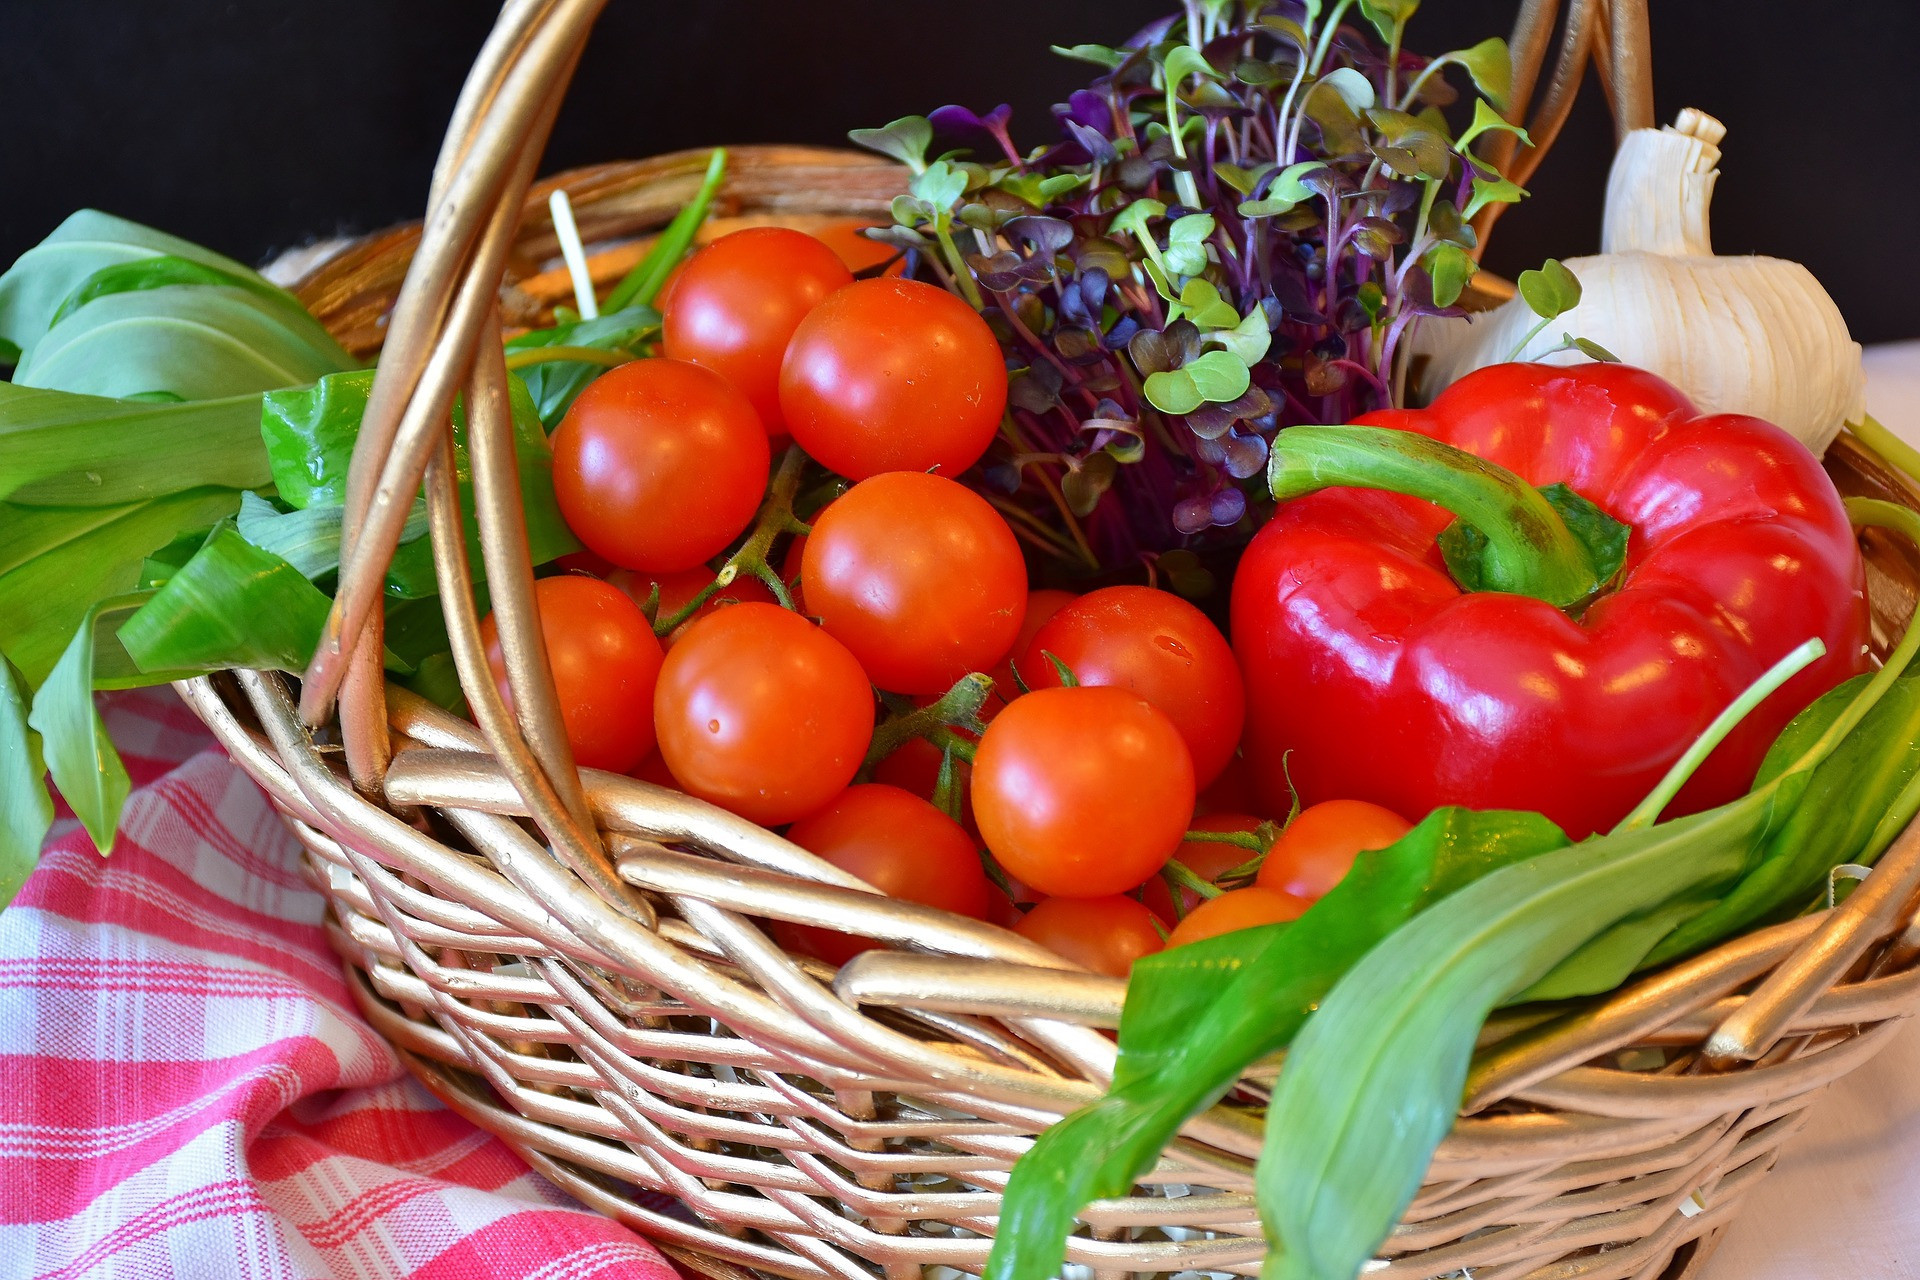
[1268,424,1601,607]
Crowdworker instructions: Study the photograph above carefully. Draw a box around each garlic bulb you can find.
[1414,109,1864,455]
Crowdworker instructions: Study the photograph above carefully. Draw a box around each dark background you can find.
[3,2,1916,340]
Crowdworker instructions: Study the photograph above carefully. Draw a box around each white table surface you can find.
[1701,341,1920,1279]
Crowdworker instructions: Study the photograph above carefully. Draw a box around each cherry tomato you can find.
[810,220,904,276]
[973,686,1195,898]
[780,533,808,611]
[654,603,874,825]
[631,748,680,790]
[551,358,770,573]
[873,733,974,831]
[554,547,616,577]
[1142,812,1265,922]
[610,565,778,647]
[1257,799,1412,901]
[1197,751,1261,816]
[1017,586,1245,788]
[803,472,1028,694]
[1014,895,1166,978]
[661,227,852,435]
[1165,887,1309,948]
[480,576,662,774]
[991,588,1076,706]
[776,784,991,966]
[780,277,1007,479]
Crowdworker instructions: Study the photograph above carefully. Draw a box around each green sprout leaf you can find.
[1210,307,1274,364]
[1424,242,1476,308]
[1456,98,1531,153]
[1463,162,1528,220]
[1061,452,1118,517]
[1454,36,1514,111]
[909,160,968,213]
[1167,278,1240,330]
[1518,258,1583,321]
[848,115,933,174]
[1145,350,1251,414]
[1358,0,1420,40]
[1317,67,1377,116]
[1237,161,1327,218]
[1107,198,1168,242]
[1052,43,1128,69]
[1163,45,1220,88]
[1163,213,1217,277]
[0,656,53,906]
[1366,109,1451,180]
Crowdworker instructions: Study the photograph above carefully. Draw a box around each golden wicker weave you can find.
[175,2,1920,1277]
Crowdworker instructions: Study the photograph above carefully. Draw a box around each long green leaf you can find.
[117,525,334,675]
[985,807,1568,1280]
[0,209,268,354]
[0,501,145,577]
[234,490,432,593]
[14,285,352,400]
[27,596,144,854]
[1258,805,1766,1280]
[602,147,727,312]
[47,255,328,334]
[0,657,54,905]
[0,382,269,506]
[0,487,244,686]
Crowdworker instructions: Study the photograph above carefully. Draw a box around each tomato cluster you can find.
[484,224,1422,979]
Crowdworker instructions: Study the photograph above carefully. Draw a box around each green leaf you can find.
[1367,108,1452,180]
[14,285,352,401]
[1568,335,1620,363]
[1438,481,1627,596]
[1061,452,1117,518]
[0,487,243,687]
[1107,198,1167,243]
[1051,43,1128,70]
[0,209,271,358]
[47,254,324,334]
[1213,162,1272,196]
[400,652,468,716]
[1166,278,1240,330]
[28,596,143,854]
[1163,45,1219,87]
[1463,166,1528,220]
[1256,804,1765,1280]
[505,304,658,427]
[0,502,145,579]
[909,160,968,213]
[1456,98,1531,153]
[1163,213,1216,277]
[1184,349,1251,401]
[1209,307,1273,364]
[0,382,270,506]
[848,115,934,173]
[1316,66,1377,116]
[1142,368,1204,416]
[0,657,53,906]
[986,808,1568,1280]
[1358,0,1419,39]
[603,147,726,313]
[1425,242,1476,308]
[118,525,334,676]
[1454,36,1514,111]
[1517,257,1582,321]
[1237,161,1327,217]
[234,490,433,594]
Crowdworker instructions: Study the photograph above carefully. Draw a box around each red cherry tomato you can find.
[609,565,779,647]
[991,588,1076,706]
[803,472,1028,694]
[780,533,808,611]
[1197,751,1261,816]
[661,227,852,435]
[1257,799,1413,901]
[480,576,662,774]
[777,784,991,966]
[551,358,770,573]
[654,603,874,825]
[780,277,1007,479]
[1142,812,1265,922]
[1165,887,1309,948]
[1014,895,1166,978]
[631,748,680,790]
[1017,586,1246,788]
[972,686,1195,898]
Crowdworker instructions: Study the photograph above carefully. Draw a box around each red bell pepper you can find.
[1232,362,1869,838]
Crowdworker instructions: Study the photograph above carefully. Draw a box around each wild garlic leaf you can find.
[0,382,269,506]
[28,595,147,854]
[118,525,334,677]
[0,657,53,906]
[0,209,267,357]
[506,304,658,427]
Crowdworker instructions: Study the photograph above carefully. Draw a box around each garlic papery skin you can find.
[1413,109,1865,456]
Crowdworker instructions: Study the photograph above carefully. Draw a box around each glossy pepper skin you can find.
[1232,363,1869,839]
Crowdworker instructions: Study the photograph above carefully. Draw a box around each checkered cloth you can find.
[0,687,681,1280]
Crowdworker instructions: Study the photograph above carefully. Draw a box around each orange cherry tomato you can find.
[662,227,852,435]
[778,783,992,965]
[1014,894,1166,978]
[803,472,1028,694]
[551,357,769,573]
[1164,886,1309,948]
[780,277,1007,480]
[653,603,874,825]
[480,576,662,774]
[972,686,1195,898]
[811,220,904,276]
[1256,799,1413,901]
[1142,811,1265,922]
[1017,585,1246,788]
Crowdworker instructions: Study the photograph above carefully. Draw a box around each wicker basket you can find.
[176,3,1920,1277]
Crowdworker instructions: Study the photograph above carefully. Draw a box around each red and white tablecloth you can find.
[0,689,680,1280]
[11,344,1920,1280]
